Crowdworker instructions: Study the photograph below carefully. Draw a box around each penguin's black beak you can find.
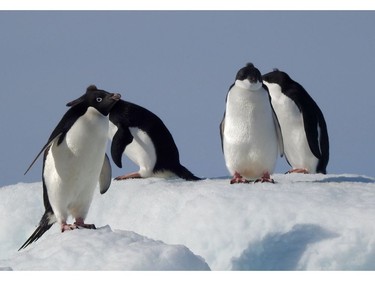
[111,93,121,101]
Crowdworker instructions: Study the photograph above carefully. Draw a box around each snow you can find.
[1,173,375,271]
[2,226,208,271]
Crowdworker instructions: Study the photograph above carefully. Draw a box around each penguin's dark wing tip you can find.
[18,212,55,251]
[24,144,49,175]
[24,134,62,175]
[24,146,45,175]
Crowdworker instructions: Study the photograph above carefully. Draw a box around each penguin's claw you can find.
[254,172,275,183]
[254,177,275,183]
[74,222,96,230]
[230,178,251,184]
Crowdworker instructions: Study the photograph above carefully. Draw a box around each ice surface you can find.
[1,173,375,270]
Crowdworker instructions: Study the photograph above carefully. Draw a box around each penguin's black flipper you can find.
[99,154,112,194]
[25,100,89,175]
[313,112,329,174]
[174,164,202,181]
[24,134,62,175]
[219,114,225,153]
[18,211,55,251]
[302,110,323,160]
[111,127,134,168]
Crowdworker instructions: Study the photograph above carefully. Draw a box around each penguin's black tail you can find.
[175,164,202,181]
[18,211,55,251]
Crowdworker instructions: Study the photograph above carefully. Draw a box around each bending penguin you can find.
[19,85,121,250]
[220,63,283,184]
[108,99,201,181]
[262,69,329,174]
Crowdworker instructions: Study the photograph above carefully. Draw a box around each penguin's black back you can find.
[109,100,182,173]
[263,70,329,173]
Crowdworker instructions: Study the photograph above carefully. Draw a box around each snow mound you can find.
[1,173,375,270]
[1,226,209,270]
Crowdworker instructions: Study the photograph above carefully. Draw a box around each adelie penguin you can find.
[220,63,284,184]
[19,85,121,250]
[108,99,201,181]
[262,69,329,174]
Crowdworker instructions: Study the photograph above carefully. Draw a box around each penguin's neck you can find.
[235,79,262,91]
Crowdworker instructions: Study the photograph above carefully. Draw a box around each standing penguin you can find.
[262,69,329,174]
[220,63,283,184]
[19,85,121,250]
[108,99,201,181]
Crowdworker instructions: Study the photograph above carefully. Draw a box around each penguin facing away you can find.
[19,85,121,250]
[220,63,283,184]
[262,69,329,174]
[108,99,201,181]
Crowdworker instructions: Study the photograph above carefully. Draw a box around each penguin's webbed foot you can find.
[230,172,250,184]
[74,223,96,230]
[61,223,78,232]
[114,172,142,181]
[286,168,309,174]
[74,218,96,230]
[61,220,96,232]
[254,172,275,184]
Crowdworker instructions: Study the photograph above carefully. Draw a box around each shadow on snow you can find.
[231,224,339,270]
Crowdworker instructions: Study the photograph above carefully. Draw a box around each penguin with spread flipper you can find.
[19,85,121,250]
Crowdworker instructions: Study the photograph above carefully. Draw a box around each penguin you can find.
[220,63,283,184]
[19,85,121,250]
[262,69,329,174]
[108,99,201,181]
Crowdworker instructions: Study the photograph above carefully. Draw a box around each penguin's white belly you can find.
[267,83,319,172]
[44,107,109,223]
[223,89,278,179]
[124,127,156,177]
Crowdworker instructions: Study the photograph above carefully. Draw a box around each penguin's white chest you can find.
[125,127,156,176]
[44,107,109,223]
[109,123,156,177]
[265,82,318,171]
[223,87,278,179]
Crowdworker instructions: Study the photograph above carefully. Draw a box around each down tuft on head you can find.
[86,85,98,92]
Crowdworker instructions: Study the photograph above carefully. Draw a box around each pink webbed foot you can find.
[61,223,77,232]
[114,172,142,181]
[74,218,96,230]
[254,172,275,184]
[230,172,251,184]
[286,168,309,174]
[61,220,96,233]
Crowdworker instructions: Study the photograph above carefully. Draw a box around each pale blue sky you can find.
[1,11,374,186]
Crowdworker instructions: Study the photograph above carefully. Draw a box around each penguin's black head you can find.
[236,63,262,84]
[234,63,263,91]
[67,85,121,116]
[262,68,293,87]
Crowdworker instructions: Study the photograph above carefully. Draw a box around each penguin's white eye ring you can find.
[96,97,103,103]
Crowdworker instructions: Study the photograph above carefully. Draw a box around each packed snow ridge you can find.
[1,173,374,270]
